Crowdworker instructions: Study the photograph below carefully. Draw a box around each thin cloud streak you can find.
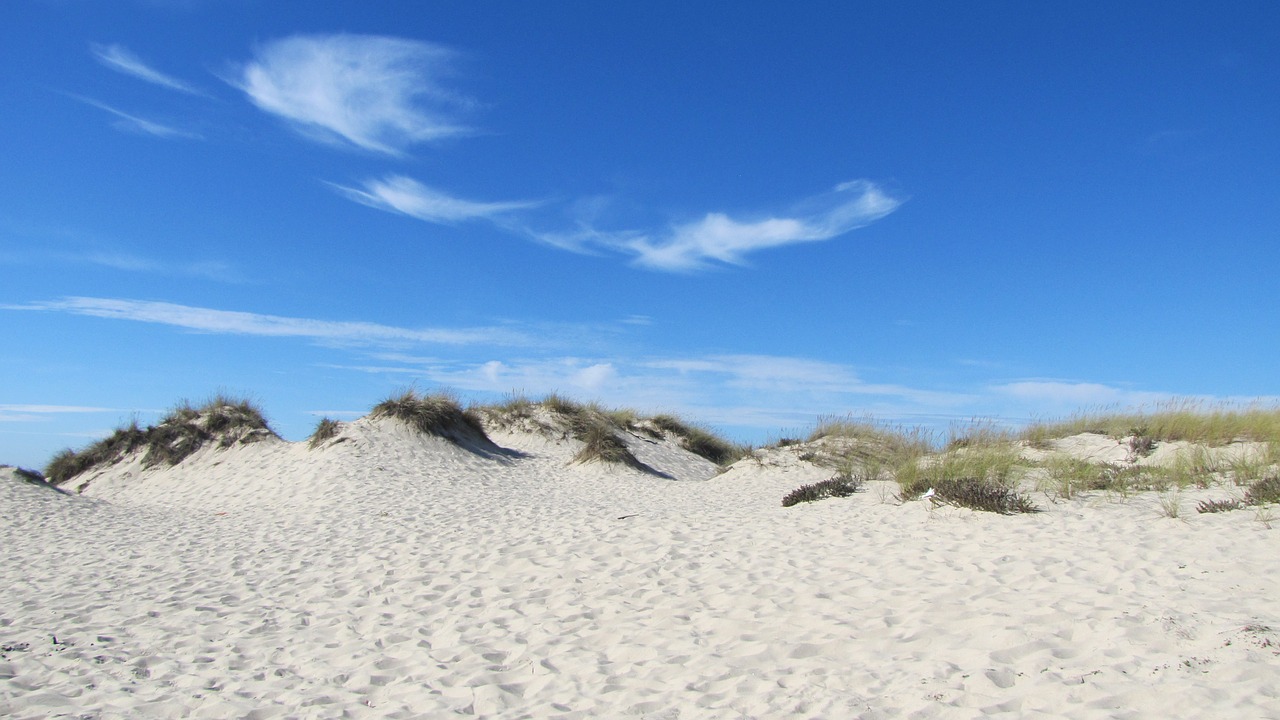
[8,297,531,348]
[91,43,206,96]
[992,381,1171,410]
[0,404,115,414]
[73,95,201,139]
[79,252,243,283]
[235,34,470,155]
[627,181,902,271]
[333,175,538,224]
[527,181,902,271]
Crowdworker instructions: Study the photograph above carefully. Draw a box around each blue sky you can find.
[3,1,1279,469]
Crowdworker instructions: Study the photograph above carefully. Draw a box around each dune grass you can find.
[893,443,1040,514]
[5,466,48,485]
[649,414,746,465]
[44,395,275,485]
[1021,400,1280,447]
[308,418,342,449]
[372,390,491,446]
[476,393,744,467]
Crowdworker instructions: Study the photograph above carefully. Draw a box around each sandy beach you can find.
[3,408,1279,719]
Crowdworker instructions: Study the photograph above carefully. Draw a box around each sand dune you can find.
[3,413,1279,719]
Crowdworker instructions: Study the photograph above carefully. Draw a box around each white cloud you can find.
[8,297,529,347]
[333,175,537,224]
[235,34,470,155]
[545,181,902,272]
[571,363,616,391]
[0,404,116,423]
[992,381,1169,409]
[631,181,900,271]
[80,252,241,282]
[91,43,205,96]
[334,352,972,434]
[74,96,201,140]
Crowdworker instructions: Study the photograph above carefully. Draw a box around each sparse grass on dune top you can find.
[372,390,491,446]
[649,414,746,465]
[44,395,276,486]
[308,418,342,449]
[1021,400,1280,446]
[476,394,744,467]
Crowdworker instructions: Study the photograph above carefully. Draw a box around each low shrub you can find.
[1244,474,1280,505]
[1196,473,1280,514]
[1127,426,1156,459]
[927,477,1040,514]
[1196,498,1244,514]
[782,473,864,507]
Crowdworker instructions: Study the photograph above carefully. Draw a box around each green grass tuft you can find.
[650,414,745,465]
[372,390,490,445]
[308,417,342,449]
[44,396,275,486]
[1022,400,1280,447]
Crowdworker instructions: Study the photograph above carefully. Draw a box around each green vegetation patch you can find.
[1195,473,1280,514]
[650,414,745,465]
[372,390,491,445]
[44,395,276,486]
[1022,400,1280,447]
[782,473,864,507]
[308,417,342,449]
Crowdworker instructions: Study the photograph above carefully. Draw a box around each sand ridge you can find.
[2,422,1279,718]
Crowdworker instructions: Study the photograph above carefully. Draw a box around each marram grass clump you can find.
[572,423,649,471]
[44,395,276,486]
[372,390,491,445]
[650,414,745,465]
[478,394,741,471]
[308,417,342,449]
[782,473,864,507]
[1021,400,1280,447]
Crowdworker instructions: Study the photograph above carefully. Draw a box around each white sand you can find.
[3,422,1279,719]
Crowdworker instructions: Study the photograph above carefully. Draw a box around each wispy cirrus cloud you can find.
[234,34,471,155]
[332,175,537,224]
[79,252,242,283]
[992,381,1170,410]
[625,181,902,271]
[330,351,974,434]
[0,404,116,422]
[91,43,205,96]
[347,177,902,272]
[531,180,902,271]
[7,297,530,348]
[73,95,201,140]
